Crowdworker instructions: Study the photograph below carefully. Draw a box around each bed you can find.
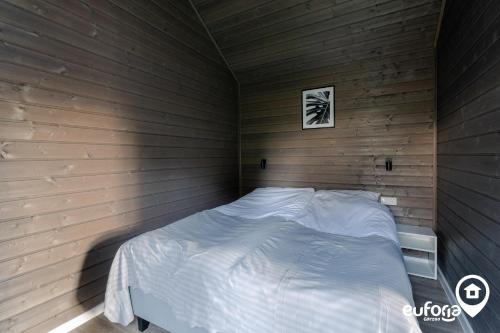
[104,188,421,333]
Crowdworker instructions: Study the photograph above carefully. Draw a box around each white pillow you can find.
[294,190,398,243]
[213,187,314,220]
[321,189,381,201]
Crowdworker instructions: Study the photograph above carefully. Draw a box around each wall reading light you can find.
[260,159,267,170]
[385,158,393,171]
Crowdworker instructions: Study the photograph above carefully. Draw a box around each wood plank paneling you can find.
[194,0,441,227]
[436,1,500,332]
[0,0,238,332]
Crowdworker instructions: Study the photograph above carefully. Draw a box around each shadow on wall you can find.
[73,62,239,318]
[74,124,239,314]
[76,168,239,317]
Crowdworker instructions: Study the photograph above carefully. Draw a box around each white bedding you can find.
[104,209,420,333]
[213,187,314,220]
[294,190,399,244]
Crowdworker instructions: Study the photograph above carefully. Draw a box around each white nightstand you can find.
[396,224,437,280]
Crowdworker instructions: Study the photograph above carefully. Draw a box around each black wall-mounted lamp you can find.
[260,159,267,170]
[385,158,393,171]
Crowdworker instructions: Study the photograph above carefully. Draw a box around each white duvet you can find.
[104,209,420,333]
[213,187,315,220]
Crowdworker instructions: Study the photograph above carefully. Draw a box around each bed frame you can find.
[130,288,211,333]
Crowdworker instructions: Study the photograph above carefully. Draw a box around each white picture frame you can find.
[302,86,335,129]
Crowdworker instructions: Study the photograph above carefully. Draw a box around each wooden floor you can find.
[410,276,464,333]
[74,276,464,333]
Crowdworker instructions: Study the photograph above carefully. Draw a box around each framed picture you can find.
[302,86,335,129]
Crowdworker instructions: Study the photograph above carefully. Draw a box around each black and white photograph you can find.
[302,86,335,129]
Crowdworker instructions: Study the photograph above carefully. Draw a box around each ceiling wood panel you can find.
[194,0,441,77]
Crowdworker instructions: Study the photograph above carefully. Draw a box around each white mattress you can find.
[104,209,420,333]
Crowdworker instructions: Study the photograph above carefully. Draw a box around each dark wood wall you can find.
[436,1,500,331]
[0,1,238,332]
[194,0,442,227]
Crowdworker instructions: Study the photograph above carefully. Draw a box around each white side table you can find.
[397,224,437,280]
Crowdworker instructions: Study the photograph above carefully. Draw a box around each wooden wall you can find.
[0,0,238,332]
[436,1,500,331]
[194,0,442,227]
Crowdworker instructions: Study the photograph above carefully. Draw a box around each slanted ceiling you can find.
[193,0,441,79]
[194,0,443,227]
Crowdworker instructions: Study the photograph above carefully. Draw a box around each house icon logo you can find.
[464,283,481,299]
[455,275,490,317]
